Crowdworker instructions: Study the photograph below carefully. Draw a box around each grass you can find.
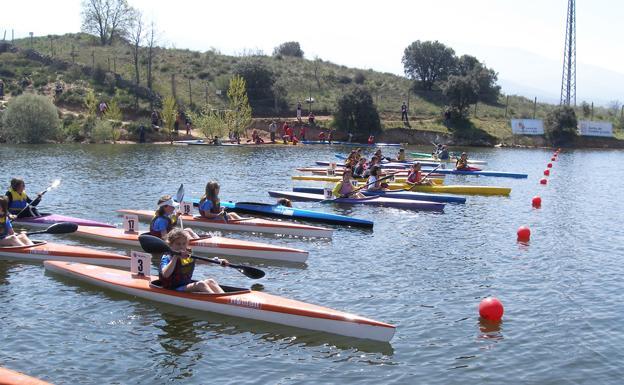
[2,32,623,142]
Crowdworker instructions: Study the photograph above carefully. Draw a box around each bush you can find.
[333,86,381,136]
[273,42,304,58]
[92,64,106,84]
[92,120,115,143]
[1,94,60,143]
[354,72,366,85]
[544,106,578,145]
[56,87,87,106]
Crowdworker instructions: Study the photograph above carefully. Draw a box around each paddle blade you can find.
[139,234,172,254]
[234,265,265,279]
[174,184,185,203]
[50,179,61,190]
[45,222,78,234]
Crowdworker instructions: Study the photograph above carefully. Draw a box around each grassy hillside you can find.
[2,33,623,140]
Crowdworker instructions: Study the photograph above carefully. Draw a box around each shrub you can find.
[333,86,381,136]
[92,64,106,84]
[92,119,115,143]
[544,105,578,145]
[272,42,304,58]
[354,72,366,85]
[1,94,60,143]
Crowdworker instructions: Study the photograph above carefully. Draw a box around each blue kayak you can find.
[292,187,466,204]
[373,162,528,179]
[191,199,373,228]
[302,141,402,147]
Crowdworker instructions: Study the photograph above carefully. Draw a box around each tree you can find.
[442,75,479,117]
[402,40,456,91]
[333,86,381,136]
[161,96,177,140]
[84,89,98,118]
[544,106,577,145]
[233,59,279,110]
[1,94,60,143]
[146,21,157,92]
[273,41,304,58]
[187,105,227,139]
[81,0,135,46]
[129,10,143,86]
[581,101,591,118]
[224,75,252,136]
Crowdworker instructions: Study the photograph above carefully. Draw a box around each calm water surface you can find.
[0,144,622,384]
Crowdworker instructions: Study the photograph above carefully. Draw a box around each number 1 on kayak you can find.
[180,201,193,216]
[123,214,139,233]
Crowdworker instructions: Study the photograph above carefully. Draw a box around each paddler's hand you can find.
[175,211,182,217]
[220,258,229,267]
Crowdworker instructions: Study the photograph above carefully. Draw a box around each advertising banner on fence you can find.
[578,121,613,137]
[511,119,544,135]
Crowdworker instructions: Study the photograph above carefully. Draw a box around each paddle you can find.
[138,234,265,279]
[15,179,61,218]
[24,222,78,236]
[402,164,441,191]
[174,184,185,230]
[320,170,400,202]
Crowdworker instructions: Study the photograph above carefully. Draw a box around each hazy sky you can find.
[2,0,623,103]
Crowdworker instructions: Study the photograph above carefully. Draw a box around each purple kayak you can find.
[268,191,444,211]
[13,213,115,229]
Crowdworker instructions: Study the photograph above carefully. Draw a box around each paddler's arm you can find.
[210,257,230,267]
[332,182,343,198]
[160,254,179,278]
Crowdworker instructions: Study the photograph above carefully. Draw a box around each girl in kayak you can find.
[149,195,199,240]
[353,158,367,178]
[455,152,478,171]
[5,178,41,218]
[332,167,365,199]
[395,148,406,161]
[406,163,433,185]
[159,229,229,293]
[199,181,243,221]
[0,197,34,246]
[366,166,386,192]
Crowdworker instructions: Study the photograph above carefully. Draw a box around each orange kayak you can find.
[73,226,308,263]
[44,261,396,342]
[0,241,129,267]
[117,209,333,238]
[0,367,52,385]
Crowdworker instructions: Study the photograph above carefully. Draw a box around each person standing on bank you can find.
[401,102,408,123]
[296,102,302,122]
[269,121,277,143]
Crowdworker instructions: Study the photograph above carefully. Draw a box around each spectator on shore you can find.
[401,102,408,123]
[98,101,108,118]
[151,110,160,128]
[319,130,326,143]
[185,119,192,135]
[327,130,333,144]
[367,135,375,145]
[296,102,302,122]
[347,132,353,142]
[269,120,277,143]
[299,125,306,141]
[138,125,146,143]
[0,79,4,99]
[174,113,180,132]
[308,112,315,126]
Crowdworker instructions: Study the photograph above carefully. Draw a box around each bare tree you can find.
[129,10,143,86]
[146,21,158,92]
[81,0,135,45]
[313,56,322,90]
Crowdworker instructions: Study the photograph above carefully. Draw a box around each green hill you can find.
[1,33,622,142]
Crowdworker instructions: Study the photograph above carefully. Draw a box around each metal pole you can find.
[505,95,509,118]
[533,97,537,119]
[113,57,116,73]
[107,57,111,72]
[11,29,14,43]
[591,102,594,121]
[91,50,95,68]
[188,78,192,106]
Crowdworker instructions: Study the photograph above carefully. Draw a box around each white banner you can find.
[511,119,544,135]
[578,121,613,137]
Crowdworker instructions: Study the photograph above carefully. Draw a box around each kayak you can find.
[0,367,52,385]
[191,200,373,228]
[431,169,527,179]
[13,213,115,229]
[44,261,396,342]
[315,160,441,168]
[292,187,467,204]
[0,241,129,267]
[302,141,402,147]
[409,152,488,165]
[292,175,444,185]
[304,168,445,178]
[117,209,333,238]
[268,191,445,211]
[383,183,511,196]
[73,226,308,263]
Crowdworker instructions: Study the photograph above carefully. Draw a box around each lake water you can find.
[0,144,622,384]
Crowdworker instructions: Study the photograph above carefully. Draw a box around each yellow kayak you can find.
[292,175,444,185]
[382,183,511,196]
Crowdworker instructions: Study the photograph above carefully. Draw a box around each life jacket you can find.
[7,188,28,214]
[407,170,421,184]
[159,254,195,290]
[0,216,11,238]
[198,198,221,217]
[149,212,177,238]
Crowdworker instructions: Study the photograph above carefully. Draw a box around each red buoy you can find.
[547,163,553,168]
[532,196,542,208]
[544,169,550,176]
[517,225,531,241]
[479,297,504,322]
[540,178,548,185]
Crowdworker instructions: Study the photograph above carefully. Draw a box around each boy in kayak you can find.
[199,181,243,221]
[5,178,41,218]
[395,148,406,162]
[149,195,199,240]
[353,158,367,178]
[456,152,473,170]
[406,163,433,186]
[366,166,386,192]
[0,197,34,246]
[332,168,365,199]
[159,229,229,293]
[437,145,450,160]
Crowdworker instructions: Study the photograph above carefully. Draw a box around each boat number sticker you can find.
[123,214,139,233]
[323,188,333,199]
[29,248,49,255]
[229,297,262,309]
[350,180,358,187]
[180,201,193,216]
[130,251,151,276]
[327,167,335,176]
[279,208,294,216]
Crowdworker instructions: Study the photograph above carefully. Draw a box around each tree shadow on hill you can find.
[412,87,447,107]
[447,118,497,146]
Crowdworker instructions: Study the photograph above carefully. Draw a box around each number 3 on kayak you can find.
[123,214,139,233]
[130,251,151,276]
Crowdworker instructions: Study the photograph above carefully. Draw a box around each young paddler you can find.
[198,181,243,221]
[0,196,34,246]
[5,178,41,218]
[149,195,199,239]
[332,167,365,199]
[406,162,433,186]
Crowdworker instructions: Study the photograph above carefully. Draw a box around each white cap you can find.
[158,198,179,208]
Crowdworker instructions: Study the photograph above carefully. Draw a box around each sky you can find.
[2,0,623,105]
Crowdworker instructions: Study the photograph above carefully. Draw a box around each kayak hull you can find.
[292,175,444,185]
[0,241,130,267]
[0,367,52,385]
[292,187,466,204]
[268,191,445,211]
[13,213,115,229]
[117,209,333,238]
[191,200,374,228]
[73,226,308,263]
[303,141,402,147]
[384,183,511,196]
[44,261,395,342]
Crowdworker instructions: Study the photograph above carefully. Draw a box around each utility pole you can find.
[113,57,117,73]
[29,32,33,49]
[560,0,576,106]
[171,74,176,99]
[504,95,509,118]
[107,57,111,72]
[591,102,594,120]
[533,97,537,119]
[188,78,192,106]
[91,50,95,68]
